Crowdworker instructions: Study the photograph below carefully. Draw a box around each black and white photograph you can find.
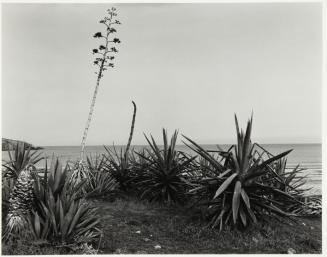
[1,1,323,254]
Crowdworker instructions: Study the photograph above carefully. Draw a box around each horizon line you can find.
[39,142,322,147]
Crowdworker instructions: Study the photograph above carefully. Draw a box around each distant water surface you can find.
[2,144,321,195]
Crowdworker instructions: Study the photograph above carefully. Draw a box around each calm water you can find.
[2,144,322,195]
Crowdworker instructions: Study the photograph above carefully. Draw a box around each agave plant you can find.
[34,189,101,244]
[33,157,85,204]
[2,177,15,215]
[31,157,102,244]
[2,142,43,179]
[28,210,50,241]
[2,144,42,240]
[101,101,137,192]
[183,115,302,230]
[133,129,196,204]
[269,158,307,195]
[4,165,36,240]
[86,154,106,172]
[83,155,118,198]
[102,145,133,191]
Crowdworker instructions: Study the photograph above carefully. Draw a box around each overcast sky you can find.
[2,3,322,146]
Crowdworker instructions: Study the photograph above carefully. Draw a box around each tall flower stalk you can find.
[70,7,121,185]
[79,7,121,164]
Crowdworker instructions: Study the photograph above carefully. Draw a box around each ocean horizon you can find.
[2,143,322,196]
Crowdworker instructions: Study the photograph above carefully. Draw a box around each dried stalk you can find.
[124,101,137,161]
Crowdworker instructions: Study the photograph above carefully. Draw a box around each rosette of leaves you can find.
[183,115,301,230]
[133,129,196,204]
[30,189,101,244]
[2,142,43,179]
[31,158,101,244]
[102,146,133,191]
[269,158,321,217]
[269,158,307,195]
[33,157,84,205]
[83,155,118,198]
[86,154,106,172]
[100,101,137,193]
[264,157,308,213]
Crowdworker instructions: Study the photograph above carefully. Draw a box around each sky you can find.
[1,3,322,146]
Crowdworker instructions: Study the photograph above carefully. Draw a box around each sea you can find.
[2,143,322,196]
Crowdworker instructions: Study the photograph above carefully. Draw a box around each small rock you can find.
[310,226,314,230]
[135,230,141,234]
[150,234,153,237]
[302,222,306,226]
[144,238,150,242]
[252,237,259,244]
[287,248,296,254]
[114,248,122,254]
[136,250,148,254]
[154,245,162,250]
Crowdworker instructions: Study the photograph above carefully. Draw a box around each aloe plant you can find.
[184,115,302,230]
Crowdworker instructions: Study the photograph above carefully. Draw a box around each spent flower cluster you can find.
[92,7,121,74]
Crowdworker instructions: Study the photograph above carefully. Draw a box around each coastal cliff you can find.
[2,138,43,151]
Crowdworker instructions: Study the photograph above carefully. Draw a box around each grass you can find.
[2,192,321,255]
[91,195,321,254]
